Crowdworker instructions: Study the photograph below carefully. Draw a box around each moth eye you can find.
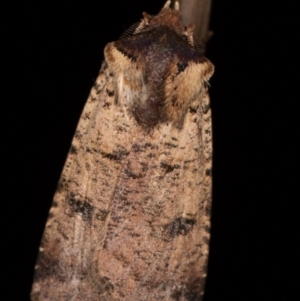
[119,21,141,39]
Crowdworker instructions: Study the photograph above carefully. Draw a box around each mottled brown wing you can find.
[31,3,213,301]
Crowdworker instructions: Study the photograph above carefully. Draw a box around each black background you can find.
[2,0,298,300]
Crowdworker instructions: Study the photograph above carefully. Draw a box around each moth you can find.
[31,1,214,300]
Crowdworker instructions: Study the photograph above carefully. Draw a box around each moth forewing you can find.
[31,1,214,300]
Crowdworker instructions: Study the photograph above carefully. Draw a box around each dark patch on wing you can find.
[69,144,77,154]
[124,169,143,179]
[160,162,181,173]
[67,197,93,222]
[205,168,212,176]
[176,61,188,74]
[56,177,69,193]
[100,149,129,161]
[201,102,210,114]
[147,152,156,158]
[106,88,114,97]
[164,217,196,238]
[74,130,82,140]
[132,143,142,153]
[164,142,178,148]
[189,105,199,114]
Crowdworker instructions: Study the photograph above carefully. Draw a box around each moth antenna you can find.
[184,24,195,46]
[163,0,172,9]
[174,1,180,11]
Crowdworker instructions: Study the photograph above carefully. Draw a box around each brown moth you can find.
[31,1,214,300]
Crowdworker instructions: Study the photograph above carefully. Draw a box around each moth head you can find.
[123,1,195,48]
[104,1,214,129]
